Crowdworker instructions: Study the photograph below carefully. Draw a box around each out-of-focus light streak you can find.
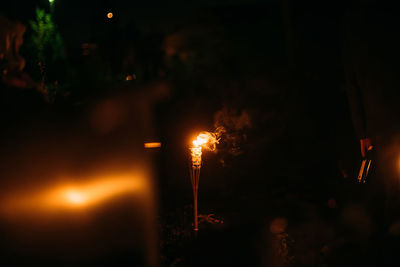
[0,173,150,215]
[66,190,86,205]
[144,142,161,148]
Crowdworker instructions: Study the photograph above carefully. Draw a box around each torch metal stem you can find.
[191,165,201,231]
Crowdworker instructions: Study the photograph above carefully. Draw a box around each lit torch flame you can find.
[189,131,219,231]
[190,132,219,167]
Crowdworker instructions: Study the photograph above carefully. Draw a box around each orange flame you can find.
[192,132,219,151]
[190,132,219,166]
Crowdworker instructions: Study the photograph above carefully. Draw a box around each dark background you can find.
[1,0,395,266]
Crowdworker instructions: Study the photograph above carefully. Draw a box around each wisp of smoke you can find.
[212,106,252,164]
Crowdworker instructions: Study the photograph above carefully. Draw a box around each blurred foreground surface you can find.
[0,87,159,266]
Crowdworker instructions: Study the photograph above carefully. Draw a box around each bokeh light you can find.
[0,172,151,215]
[144,142,161,148]
[66,190,86,205]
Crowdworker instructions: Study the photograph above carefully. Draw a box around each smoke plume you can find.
[213,106,252,164]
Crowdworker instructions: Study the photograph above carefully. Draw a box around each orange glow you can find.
[45,176,146,209]
[192,132,219,150]
[190,131,219,166]
[107,12,113,19]
[190,146,202,166]
[0,173,149,215]
[144,142,161,148]
[126,74,137,81]
[66,190,86,205]
[398,156,400,172]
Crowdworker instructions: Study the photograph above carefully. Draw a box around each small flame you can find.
[190,132,220,166]
[192,132,219,150]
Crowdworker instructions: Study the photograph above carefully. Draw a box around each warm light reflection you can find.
[107,12,113,19]
[144,142,161,148]
[0,173,150,215]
